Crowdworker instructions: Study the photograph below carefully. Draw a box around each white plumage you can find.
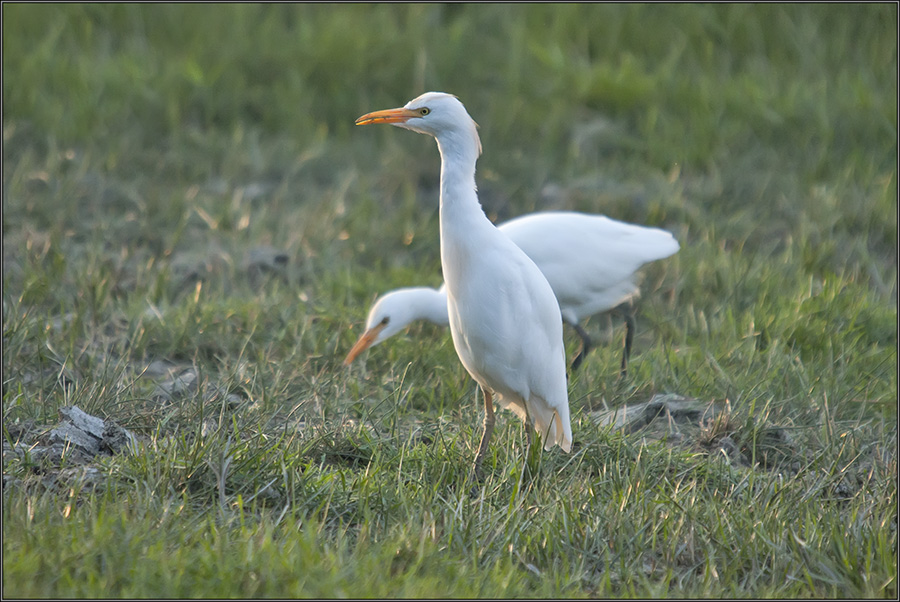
[344,211,679,373]
[355,92,572,473]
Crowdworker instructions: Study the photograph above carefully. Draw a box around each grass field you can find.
[2,4,897,597]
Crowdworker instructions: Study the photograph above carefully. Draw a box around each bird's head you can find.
[355,92,482,156]
[342,288,430,365]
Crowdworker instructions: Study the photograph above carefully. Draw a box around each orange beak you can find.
[355,107,420,126]
[342,323,388,366]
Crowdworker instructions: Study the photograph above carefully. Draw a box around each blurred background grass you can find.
[4,3,895,263]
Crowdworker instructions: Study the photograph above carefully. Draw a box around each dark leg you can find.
[570,323,593,372]
[620,304,636,378]
[523,419,541,483]
[472,387,495,480]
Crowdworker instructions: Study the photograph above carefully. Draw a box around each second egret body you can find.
[356,93,572,474]
[343,211,680,373]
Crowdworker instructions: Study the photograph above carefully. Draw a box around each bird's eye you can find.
[380,316,390,325]
[419,108,430,116]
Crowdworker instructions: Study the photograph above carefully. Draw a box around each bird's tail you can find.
[496,393,573,453]
[544,409,573,453]
[534,403,572,453]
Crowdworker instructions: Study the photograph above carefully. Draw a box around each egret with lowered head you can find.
[343,211,680,374]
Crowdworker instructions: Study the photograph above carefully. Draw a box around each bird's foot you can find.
[466,464,486,498]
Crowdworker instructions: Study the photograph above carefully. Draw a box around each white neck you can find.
[436,134,479,206]
[406,287,450,326]
[435,132,493,295]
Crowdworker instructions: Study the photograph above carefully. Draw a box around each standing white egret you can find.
[343,211,679,374]
[355,93,572,475]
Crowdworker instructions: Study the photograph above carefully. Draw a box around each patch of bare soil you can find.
[3,405,137,491]
[591,393,802,472]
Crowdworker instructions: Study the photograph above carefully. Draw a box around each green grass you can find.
[2,3,897,598]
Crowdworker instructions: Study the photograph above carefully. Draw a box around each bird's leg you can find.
[472,387,495,481]
[570,323,593,372]
[620,305,636,378]
[522,410,543,484]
